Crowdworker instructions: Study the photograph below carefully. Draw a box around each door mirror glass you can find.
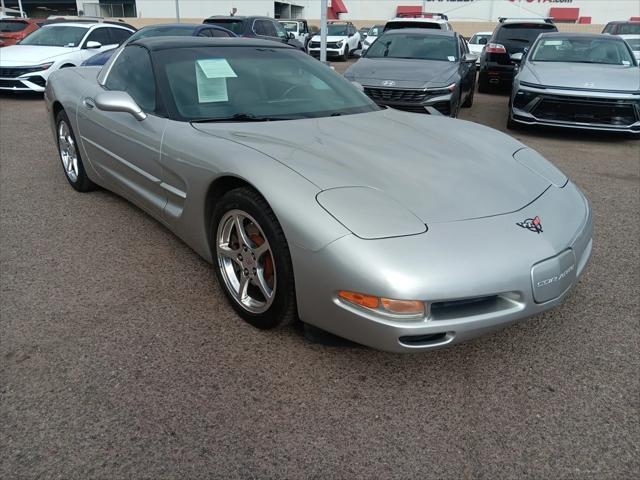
[94,91,146,121]
[288,32,295,39]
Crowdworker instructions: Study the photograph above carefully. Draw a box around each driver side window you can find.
[105,46,156,113]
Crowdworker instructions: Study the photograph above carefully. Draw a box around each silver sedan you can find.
[45,37,592,352]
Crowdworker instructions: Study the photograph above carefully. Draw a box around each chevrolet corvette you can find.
[45,37,593,352]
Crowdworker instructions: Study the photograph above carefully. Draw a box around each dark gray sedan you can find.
[344,28,477,117]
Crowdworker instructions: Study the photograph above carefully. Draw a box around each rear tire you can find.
[462,86,475,108]
[211,187,297,330]
[55,110,96,192]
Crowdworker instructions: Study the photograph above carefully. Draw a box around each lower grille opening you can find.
[0,79,24,88]
[399,332,449,346]
[532,97,638,126]
[430,294,521,321]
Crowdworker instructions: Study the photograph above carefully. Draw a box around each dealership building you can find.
[3,1,639,24]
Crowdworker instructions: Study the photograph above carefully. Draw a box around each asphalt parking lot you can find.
[1,59,639,478]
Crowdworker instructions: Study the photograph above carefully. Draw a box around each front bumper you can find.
[308,44,346,57]
[292,183,592,353]
[511,83,640,133]
[362,85,454,116]
[481,63,516,85]
[0,66,50,92]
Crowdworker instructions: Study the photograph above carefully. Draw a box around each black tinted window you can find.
[0,20,28,32]
[85,27,111,46]
[105,45,156,112]
[109,27,132,45]
[496,24,557,44]
[208,28,233,38]
[204,19,244,35]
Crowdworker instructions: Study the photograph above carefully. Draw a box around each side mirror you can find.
[85,41,102,49]
[479,38,488,45]
[348,32,354,37]
[288,32,295,40]
[94,91,146,121]
[510,52,523,63]
[464,53,478,63]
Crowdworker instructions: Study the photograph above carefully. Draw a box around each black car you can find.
[478,17,557,92]
[203,16,304,50]
[344,29,477,117]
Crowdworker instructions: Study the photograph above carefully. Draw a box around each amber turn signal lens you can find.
[338,291,380,309]
[381,298,425,315]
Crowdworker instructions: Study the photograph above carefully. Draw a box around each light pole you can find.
[175,0,180,23]
[320,0,328,63]
[17,0,25,18]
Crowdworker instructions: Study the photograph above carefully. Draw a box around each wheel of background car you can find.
[212,187,297,329]
[55,110,96,192]
[342,44,349,61]
[462,85,474,108]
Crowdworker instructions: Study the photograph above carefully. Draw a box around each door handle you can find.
[82,97,95,110]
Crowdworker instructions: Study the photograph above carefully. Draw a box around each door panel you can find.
[78,104,168,217]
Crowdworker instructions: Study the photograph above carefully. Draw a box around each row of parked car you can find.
[1,13,639,134]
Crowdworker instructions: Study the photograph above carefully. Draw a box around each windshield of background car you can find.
[367,25,384,37]
[327,25,349,36]
[617,23,640,34]
[128,26,196,42]
[469,33,491,44]
[385,21,441,31]
[496,24,557,45]
[19,25,87,47]
[625,38,640,50]
[205,19,244,35]
[0,20,28,32]
[366,33,458,61]
[280,22,298,32]
[531,37,636,65]
[157,46,379,121]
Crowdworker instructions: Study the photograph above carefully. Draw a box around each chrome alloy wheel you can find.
[216,210,276,314]
[58,120,78,182]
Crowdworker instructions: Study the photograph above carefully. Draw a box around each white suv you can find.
[0,22,134,92]
[307,21,361,61]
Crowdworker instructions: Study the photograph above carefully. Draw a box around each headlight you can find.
[425,83,456,95]
[335,40,344,47]
[17,62,54,77]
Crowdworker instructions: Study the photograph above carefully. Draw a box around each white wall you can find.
[82,1,640,24]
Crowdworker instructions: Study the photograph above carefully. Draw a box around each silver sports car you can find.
[45,37,593,352]
[509,32,640,134]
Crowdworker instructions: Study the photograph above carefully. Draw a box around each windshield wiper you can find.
[191,113,293,123]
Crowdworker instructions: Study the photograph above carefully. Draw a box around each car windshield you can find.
[531,37,636,65]
[205,19,244,35]
[617,23,640,34]
[0,20,27,32]
[19,25,87,47]
[327,25,349,36]
[128,26,196,42]
[469,34,491,44]
[497,24,557,44]
[625,38,640,50]
[280,22,298,32]
[367,25,384,37]
[366,33,458,61]
[157,46,379,121]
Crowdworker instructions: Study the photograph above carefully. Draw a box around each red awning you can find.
[630,17,640,21]
[578,17,591,24]
[396,6,422,16]
[331,0,348,15]
[549,7,580,22]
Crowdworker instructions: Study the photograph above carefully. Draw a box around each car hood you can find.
[522,61,640,91]
[193,109,552,224]
[0,45,75,65]
[345,58,458,88]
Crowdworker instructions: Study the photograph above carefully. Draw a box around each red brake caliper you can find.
[250,233,274,285]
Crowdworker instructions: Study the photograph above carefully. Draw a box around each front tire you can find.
[56,110,96,192]
[342,44,349,61]
[462,86,475,108]
[211,187,297,330]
